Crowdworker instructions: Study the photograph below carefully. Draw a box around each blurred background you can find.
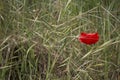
[0,0,120,80]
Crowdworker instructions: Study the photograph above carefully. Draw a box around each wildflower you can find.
[79,32,99,45]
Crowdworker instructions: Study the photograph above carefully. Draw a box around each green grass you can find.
[0,0,120,80]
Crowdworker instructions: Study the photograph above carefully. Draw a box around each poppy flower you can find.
[78,32,99,45]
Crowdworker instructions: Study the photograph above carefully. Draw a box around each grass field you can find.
[0,0,120,80]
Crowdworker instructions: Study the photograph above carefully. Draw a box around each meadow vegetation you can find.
[0,0,120,80]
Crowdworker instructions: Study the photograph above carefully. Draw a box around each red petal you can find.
[79,32,99,45]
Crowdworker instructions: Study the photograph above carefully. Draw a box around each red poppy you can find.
[78,32,99,45]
